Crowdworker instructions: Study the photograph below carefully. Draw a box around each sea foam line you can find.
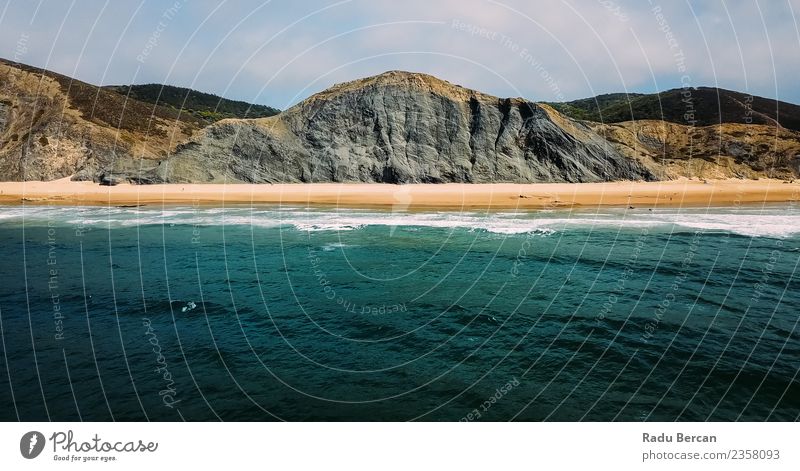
[1,206,799,237]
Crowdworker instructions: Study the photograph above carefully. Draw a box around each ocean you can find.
[0,203,798,421]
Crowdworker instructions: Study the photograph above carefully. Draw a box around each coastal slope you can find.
[1,59,799,184]
[154,72,800,183]
[102,84,280,123]
[0,58,205,182]
[549,87,800,131]
[155,71,654,184]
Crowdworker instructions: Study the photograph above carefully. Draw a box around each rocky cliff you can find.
[154,71,654,183]
[1,60,799,183]
[591,120,800,180]
[0,58,202,182]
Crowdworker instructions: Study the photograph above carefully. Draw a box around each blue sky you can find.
[2,0,799,108]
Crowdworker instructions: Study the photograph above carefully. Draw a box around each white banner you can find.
[1,422,797,470]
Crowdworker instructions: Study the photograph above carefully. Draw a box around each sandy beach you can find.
[0,178,798,209]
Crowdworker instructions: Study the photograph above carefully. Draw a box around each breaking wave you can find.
[2,204,800,238]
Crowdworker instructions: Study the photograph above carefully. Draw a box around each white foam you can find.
[322,242,351,251]
[294,223,365,232]
[2,205,800,238]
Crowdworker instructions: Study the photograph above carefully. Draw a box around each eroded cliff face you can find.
[590,120,800,180]
[2,61,798,183]
[0,59,200,182]
[154,71,655,183]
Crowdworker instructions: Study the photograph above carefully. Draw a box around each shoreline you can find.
[0,178,799,209]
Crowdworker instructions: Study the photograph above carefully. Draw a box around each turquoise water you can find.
[0,203,798,421]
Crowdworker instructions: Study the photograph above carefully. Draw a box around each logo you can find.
[20,431,45,459]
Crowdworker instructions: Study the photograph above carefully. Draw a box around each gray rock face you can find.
[4,61,798,183]
[154,71,655,183]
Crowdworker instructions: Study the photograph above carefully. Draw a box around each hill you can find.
[1,59,798,183]
[548,92,645,121]
[153,70,654,184]
[154,73,800,183]
[549,87,800,131]
[104,84,280,123]
[0,58,205,181]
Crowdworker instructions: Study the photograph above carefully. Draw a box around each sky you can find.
[1,0,799,109]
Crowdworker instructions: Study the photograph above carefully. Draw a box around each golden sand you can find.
[1,178,798,209]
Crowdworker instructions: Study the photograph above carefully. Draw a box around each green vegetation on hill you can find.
[548,92,644,121]
[104,84,280,123]
[549,87,800,132]
[0,58,206,135]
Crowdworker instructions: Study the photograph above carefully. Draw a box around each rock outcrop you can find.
[0,58,202,182]
[1,60,798,183]
[591,120,800,180]
[154,71,655,183]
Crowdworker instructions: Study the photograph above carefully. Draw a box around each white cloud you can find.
[2,0,799,105]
